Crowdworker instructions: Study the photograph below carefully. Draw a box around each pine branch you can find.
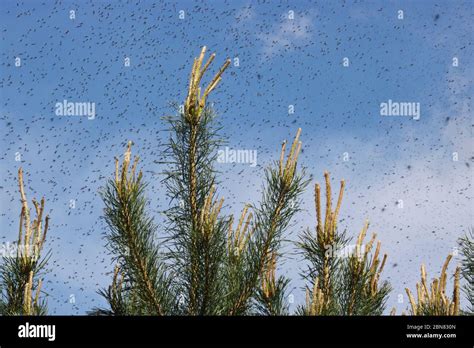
[99,142,176,315]
[220,205,257,314]
[458,229,473,314]
[255,253,290,315]
[162,47,230,315]
[338,223,391,315]
[0,168,50,315]
[163,47,305,315]
[298,173,348,314]
[405,254,460,315]
[90,265,129,316]
[227,129,308,315]
[299,172,390,316]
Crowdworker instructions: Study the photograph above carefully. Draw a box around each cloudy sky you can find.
[0,0,472,314]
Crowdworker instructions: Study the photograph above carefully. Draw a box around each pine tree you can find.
[0,168,50,315]
[162,46,307,315]
[161,47,232,315]
[298,172,391,315]
[96,46,306,315]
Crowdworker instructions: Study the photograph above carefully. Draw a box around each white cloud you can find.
[258,12,314,58]
[234,5,255,23]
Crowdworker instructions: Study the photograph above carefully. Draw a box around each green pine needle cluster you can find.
[298,172,391,315]
[90,142,176,315]
[405,254,460,316]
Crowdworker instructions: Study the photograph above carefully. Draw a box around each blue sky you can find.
[0,0,472,314]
